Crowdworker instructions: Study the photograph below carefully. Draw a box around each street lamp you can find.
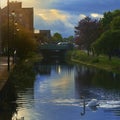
[0,1,1,54]
[7,0,10,71]
[11,10,15,64]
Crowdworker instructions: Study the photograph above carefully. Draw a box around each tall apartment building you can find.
[0,1,34,53]
[1,1,33,31]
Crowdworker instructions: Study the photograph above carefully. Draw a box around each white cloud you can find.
[78,14,86,20]
[21,0,55,8]
[37,9,68,22]
[90,13,103,18]
[35,8,87,28]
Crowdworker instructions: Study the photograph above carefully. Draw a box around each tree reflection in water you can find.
[0,80,17,120]
[75,65,120,116]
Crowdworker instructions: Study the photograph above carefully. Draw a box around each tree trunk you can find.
[87,49,89,56]
[108,54,112,61]
[91,48,95,56]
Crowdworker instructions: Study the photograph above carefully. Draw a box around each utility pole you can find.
[0,0,1,54]
[7,0,10,71]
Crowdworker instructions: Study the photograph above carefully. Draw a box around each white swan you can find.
[87,99,99,107]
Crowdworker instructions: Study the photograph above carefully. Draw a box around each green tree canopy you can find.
[1,23,37,59]
[110,16,120,30]
[52,32,63,43]
[63,36,74,43]
[92,30,120,60]
[15,28,37,59]
[100,9,120,31]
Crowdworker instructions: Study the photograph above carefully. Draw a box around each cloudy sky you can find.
[1,0,120,37]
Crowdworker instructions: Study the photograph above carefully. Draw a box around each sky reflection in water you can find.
[14,64,120,120]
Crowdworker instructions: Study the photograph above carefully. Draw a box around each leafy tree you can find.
[92,30,120,60]
[15,28,37,59]
[112,9,120,19]
[93,9,120,59]
[63,36,74,43]
[110,16,120,30]
[1,22,15,55]
[52,32,63,43]
[100,11,113,31]
[1,23,37,59]
[100,9,120,31]
[75,16,102,55]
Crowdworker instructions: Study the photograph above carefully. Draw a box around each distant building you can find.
[39,30,51,39]
[35,30,51,44]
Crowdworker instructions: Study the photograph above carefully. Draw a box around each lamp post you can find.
[14,25,19,63]
[0,1,2,55]
[7,0,10,71]
[11,10,15,64]
[0,1,1,54]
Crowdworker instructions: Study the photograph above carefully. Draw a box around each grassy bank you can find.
[67,50,120,74]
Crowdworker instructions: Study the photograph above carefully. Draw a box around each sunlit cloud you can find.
[36,8,87,27]
[78,14,86,20]
[38,9,68,22]
[21,0,55,8]
[90,13,103,18]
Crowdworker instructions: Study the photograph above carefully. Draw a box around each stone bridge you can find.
[39,43,73,58]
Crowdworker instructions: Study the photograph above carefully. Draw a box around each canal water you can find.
[1,59,120,120]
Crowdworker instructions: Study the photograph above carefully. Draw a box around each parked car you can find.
[57,42,69,45]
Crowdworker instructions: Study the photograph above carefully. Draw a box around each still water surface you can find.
[11,61,120,120]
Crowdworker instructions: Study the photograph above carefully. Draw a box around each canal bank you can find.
[68,50,120,74]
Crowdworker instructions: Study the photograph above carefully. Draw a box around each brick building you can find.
[34,30,51,44]
[0,1,34,53]
[1,1,33,31]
